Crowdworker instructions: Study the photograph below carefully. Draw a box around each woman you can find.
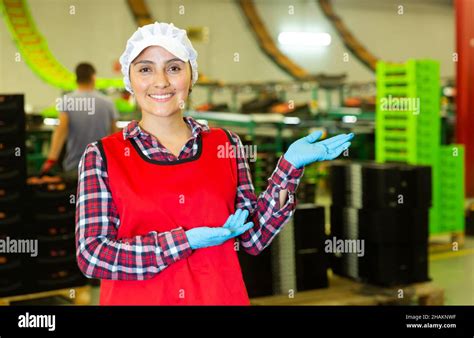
[75,22,354,305]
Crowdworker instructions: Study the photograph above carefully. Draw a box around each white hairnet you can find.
[119,22,198,93]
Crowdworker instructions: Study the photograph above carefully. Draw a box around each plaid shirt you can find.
[76,116,304,280]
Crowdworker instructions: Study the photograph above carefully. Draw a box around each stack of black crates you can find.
[290,205,328,292]
[329,161,431,286]
[0,94,86,298]
[0,94,27,296]
[238,205,328,298]
[25,177,86,292]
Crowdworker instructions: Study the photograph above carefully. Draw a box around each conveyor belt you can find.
[0,0,123,90]
[318,0,378,71]
[237,0,310,80]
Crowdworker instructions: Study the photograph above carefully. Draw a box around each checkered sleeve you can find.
[75,142,192,280]
[226,131,304,256]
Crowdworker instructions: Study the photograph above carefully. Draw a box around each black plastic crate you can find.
[330,206,344,239]
[295,250,329,291]
[0,95,25,126]
[0,214,23,238]
[329,161,432,210]
[0,167,26,187]
[398,164,432,208]
[0,186,21,205]
[360,163,401,209]
[0,256,24,297]
[36,234,76,264]
[0,124,22,139]
[32,210,75,223]
[33,260,87,292]
[25,219,75,238]
[294,205,325,250]
[358,208,429,243]
[329,161,348,206]
[238,246,273,298]
[0,209,23,234]
[293,205,329,290]
[26,180,77,214]
[363,242,429,286]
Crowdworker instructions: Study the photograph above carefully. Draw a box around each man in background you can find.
[41,63,120,177]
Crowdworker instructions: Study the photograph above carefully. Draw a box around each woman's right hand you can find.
[186,209,253,250]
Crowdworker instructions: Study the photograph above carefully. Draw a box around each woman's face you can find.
[130,46,192,118]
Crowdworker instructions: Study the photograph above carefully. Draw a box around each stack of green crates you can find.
[438,145,465,233]
[376,60,440,164]
[376,61,418,163]
[376,59,464,235]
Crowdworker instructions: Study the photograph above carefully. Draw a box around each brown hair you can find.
[75,63,96,84]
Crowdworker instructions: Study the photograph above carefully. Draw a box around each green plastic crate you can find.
[437,145,465,233]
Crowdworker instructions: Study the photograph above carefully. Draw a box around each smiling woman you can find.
[74,22,353,306]
[119,23,198,147]
[129,46,195,153]
[130,48,191,117]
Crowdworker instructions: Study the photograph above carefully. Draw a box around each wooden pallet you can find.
[250,276,444,306]
[429,231,465,253]
[0,285,91,306]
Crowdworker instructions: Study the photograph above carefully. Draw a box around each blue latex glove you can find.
[222,209,252,233]
[284,131,354,169]
[186,209,253,250]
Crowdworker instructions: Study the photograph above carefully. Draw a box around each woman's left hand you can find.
[284,131,354,169]
[223,209,253,237]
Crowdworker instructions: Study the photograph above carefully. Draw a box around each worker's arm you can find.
[40,112,69,175]
[234,130,354,255]
[47,112,69,160]
[279,189,288,208]
[226,130,304,256]
[75,143,192,280]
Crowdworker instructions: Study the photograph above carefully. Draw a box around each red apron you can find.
[98,128,250,305]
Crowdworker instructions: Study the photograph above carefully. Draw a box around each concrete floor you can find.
[429,236,474,305]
